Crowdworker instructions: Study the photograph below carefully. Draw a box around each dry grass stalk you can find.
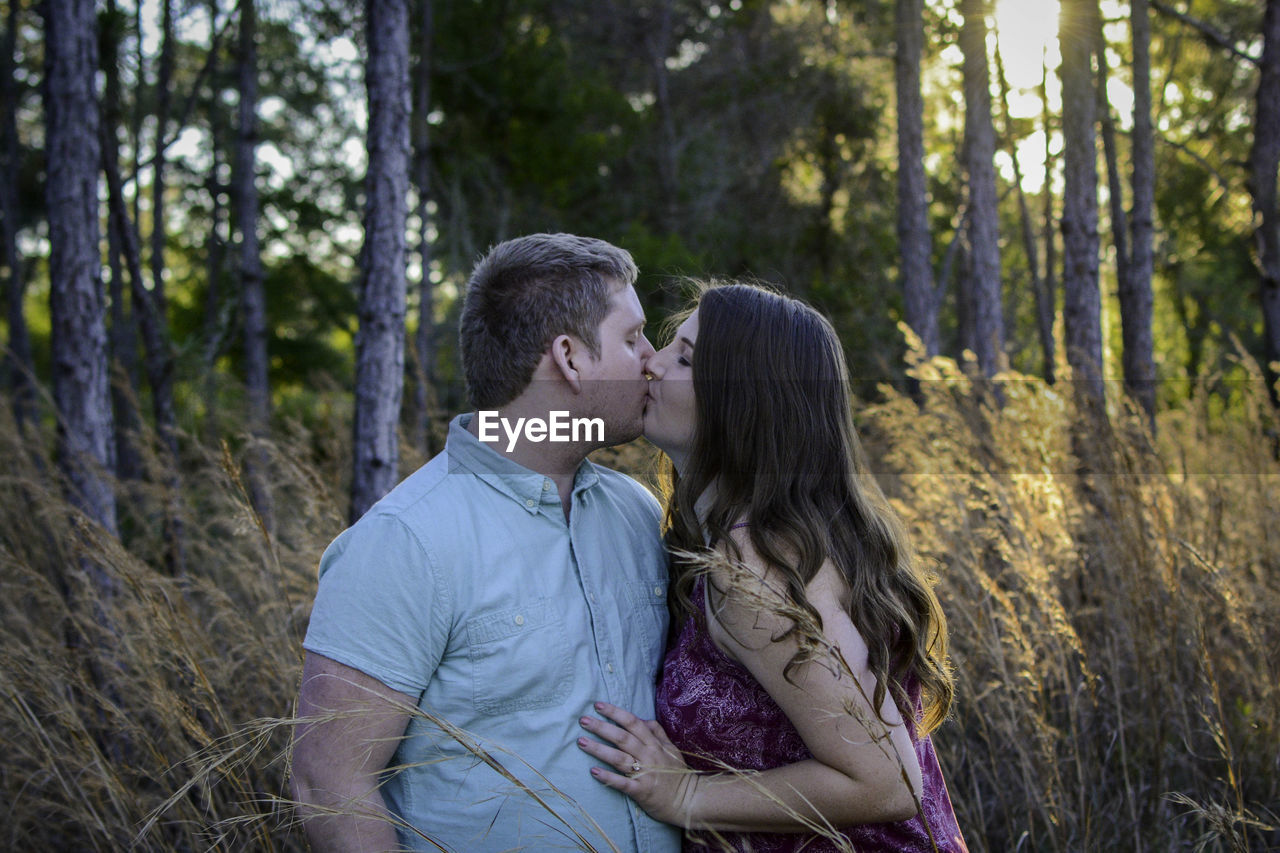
[1,346,1278,850]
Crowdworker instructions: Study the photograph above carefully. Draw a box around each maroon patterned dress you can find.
[655,576,968,853]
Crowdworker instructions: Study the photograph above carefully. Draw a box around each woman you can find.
[576,282,967,851]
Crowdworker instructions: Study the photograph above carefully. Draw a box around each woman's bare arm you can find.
[579,536,923,831]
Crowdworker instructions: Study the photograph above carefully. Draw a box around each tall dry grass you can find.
[859,351,1280,852]
[0,400,344,851]
[1,351,1277,850]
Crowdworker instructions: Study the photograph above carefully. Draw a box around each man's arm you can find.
[290,651,415,852]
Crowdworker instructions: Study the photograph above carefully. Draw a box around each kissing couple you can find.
[291,232,968,853]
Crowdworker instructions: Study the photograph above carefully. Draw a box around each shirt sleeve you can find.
[302,512,450,696]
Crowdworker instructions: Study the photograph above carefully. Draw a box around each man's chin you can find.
[611,421,645,447]
[592,414,644,449]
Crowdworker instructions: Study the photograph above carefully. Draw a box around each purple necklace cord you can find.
[729,522,750,530]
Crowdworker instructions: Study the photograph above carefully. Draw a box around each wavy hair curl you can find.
[662,281,954,734]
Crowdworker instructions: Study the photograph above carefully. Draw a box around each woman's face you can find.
[643,310,698,465]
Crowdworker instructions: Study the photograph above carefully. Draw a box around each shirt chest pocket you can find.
[465,598,572,715]
[625,580,669,677]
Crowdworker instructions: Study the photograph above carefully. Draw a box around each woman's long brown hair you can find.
[662,282,954,735]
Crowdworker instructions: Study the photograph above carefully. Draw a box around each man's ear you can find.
[549,334,583,394]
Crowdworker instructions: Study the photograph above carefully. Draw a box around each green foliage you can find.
[428,0,642,242]
[4,0,1271,416]
[1113,0,1262,392]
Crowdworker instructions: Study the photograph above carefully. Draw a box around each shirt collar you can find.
[446,413,601,513]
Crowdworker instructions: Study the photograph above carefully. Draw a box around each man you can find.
[291,233,681,853]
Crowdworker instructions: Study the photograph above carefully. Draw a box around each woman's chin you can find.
[643,434,688,471]
[641,426,671,455]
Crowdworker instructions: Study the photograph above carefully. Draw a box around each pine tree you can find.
[1251,0,1280,407]
[960,0,1005,377]
[43,0,117,537]
[1060,0,1105,405]
[895,0,938,357]
[351,0,410,521]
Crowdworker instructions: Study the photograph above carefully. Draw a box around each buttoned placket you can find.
[527,477,625,700]
[567,480,657,853]
[566,483,624,705]
[437,418,672,853]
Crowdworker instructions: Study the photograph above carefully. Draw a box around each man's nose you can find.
[638,333,657,364]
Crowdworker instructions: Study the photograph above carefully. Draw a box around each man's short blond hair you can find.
[458,233,639,409]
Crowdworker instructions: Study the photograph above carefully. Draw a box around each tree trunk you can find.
[649,0,681,310]
[1,0,36,432]
[104,166,146,488]
[1041,52,1058,384]
[236,0,274,530]
[101,0,145,485]
[132,1,144,229]
[146,0,179,457]
[205,159,227,372]
[104,147,156,488]
[957,229,977,365]
[895,0,939,358]
[202,0,229,441]
[135,0,187,571]
[43,0,117,538]
[1126,0,1159,422]
[412,0,437,455]
[151,0,172,323]
[103,64,188,571]
[1171,261,1210,393]
[994,19,1051,384]
[960,0,1005,377]
[1060,0,1105,405]
[351,0,410,522]
[1096,25,1133,370]
[1250,0,1280,408]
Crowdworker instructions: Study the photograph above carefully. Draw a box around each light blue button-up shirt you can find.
[304,414,681,853]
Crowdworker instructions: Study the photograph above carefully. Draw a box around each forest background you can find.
[2,0,1279,850]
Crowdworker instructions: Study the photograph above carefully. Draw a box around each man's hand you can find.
[290,652,415,852]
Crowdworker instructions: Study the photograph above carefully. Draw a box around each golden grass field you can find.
[2,353,1277,851]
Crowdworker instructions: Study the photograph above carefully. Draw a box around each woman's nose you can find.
[645,348,667,380]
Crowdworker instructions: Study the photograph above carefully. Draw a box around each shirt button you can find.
[525,498,536,508]
[589,593,597,603]
[606,662,614,673]
[654,585,664,597]
[543,480,551,491]
[514,614,525,626]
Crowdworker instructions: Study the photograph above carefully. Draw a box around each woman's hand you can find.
[577,701,700,827]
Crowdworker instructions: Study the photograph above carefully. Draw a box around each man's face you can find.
[573,283,655,445]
